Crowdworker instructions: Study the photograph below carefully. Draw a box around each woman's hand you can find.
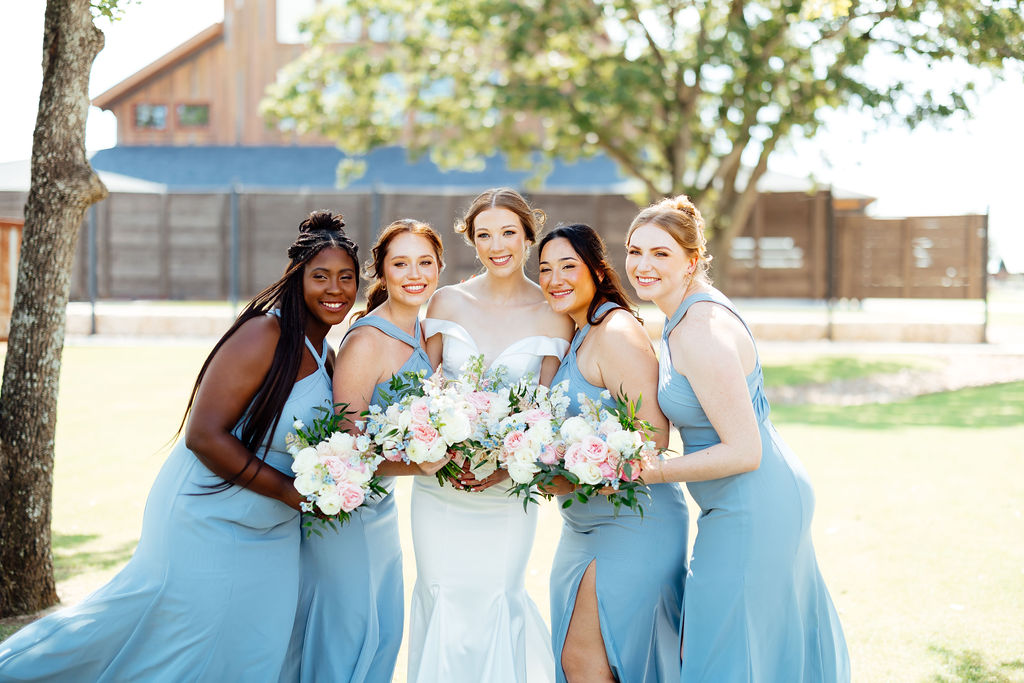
[457,463,509,492]
[538,475,576,496]
[415,452,454,477]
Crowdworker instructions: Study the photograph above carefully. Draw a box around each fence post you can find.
[825,188,835,341]
[230,184,240,312]
[982,210,989,344]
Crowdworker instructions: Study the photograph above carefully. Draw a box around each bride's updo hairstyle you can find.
[627,194,713,285]
[355,218,445,321]
[179,210,359,488]
[455,188,546,246]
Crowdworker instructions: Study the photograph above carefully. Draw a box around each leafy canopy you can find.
[262,0,1024,241]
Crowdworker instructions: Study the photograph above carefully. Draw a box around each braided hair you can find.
[177,210,358,489]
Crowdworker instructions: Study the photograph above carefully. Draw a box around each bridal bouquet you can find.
[362,358,506,486]
[286,405,387,536]
[493,380,570,486]
[506,389,656,516]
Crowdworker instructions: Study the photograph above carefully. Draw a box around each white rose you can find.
[560,416,594,442]
[506,458,540,484]
[327,431,355,455]
[384,404,401,422]
[439,409,472,444]
[291,446,318,475]
[606,429,641,454]
[344,463,372,486]
[512,443,540,465]
[316,487,343,516]
[427,439,449,463]
[526,420,553,447]
[568,461,603,486]
[293,470,319,496]
[406,439,429,464]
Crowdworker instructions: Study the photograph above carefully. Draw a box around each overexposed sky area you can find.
[1,1,1021,270]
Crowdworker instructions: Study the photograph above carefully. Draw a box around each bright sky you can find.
[2,1,1021,270]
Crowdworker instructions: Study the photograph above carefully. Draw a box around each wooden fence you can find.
[0,189,988,304]
[1,216,24,340]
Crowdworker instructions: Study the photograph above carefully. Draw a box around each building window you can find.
[177,104,210,127]
[135,104,167,129]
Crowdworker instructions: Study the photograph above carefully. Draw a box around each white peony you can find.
[507,458,540,484]
[327,431,355,455]
[568,461,603,486]
[293,470,320,496]
[606,429,642,454]
[512,443,540,466]
[526,420,553,447]
[316,486,344,516]
[406,439,429,464]
[560,416,594,442]
[291,446,318,474]
[344,463,373,486]
[439,409,472,444]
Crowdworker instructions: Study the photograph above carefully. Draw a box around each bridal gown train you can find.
[407,319,568,683]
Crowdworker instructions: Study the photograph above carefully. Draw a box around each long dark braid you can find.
[176,210,359,489]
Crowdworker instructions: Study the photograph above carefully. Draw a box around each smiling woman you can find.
[0,210,360,681]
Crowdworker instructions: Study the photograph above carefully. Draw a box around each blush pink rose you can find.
[522,408,552,426]
[337,482,366,512]
[539,444,561,465]
[564,442,587,468]
[580,435,610,465]
[466,391,492,415]
[411,421,440,445]
[503,430,527,452]
[622,457,643,481]
[409,398,430,423]
[323,456,348,481]
[597,460,617,479]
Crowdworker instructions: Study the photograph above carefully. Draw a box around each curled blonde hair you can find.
[455,188,546,246]
[627,194,713,284]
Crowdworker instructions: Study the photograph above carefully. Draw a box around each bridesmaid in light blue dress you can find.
[625,196,850,682]
[538,224,690,683]
[283,219,450,683]
[0,211,361,682]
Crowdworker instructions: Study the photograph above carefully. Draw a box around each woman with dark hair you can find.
[538,223,690,683]
[0,211,360,682]
[626,195,849,682]
[283,219,450,683]
[407,188,573,682]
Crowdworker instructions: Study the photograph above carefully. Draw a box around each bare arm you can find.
[185,316,305,510]
[593,311,671,450]
[334,326,450,477]
[644,304,762,484]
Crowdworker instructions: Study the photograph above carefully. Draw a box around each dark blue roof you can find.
[88,145,628,191]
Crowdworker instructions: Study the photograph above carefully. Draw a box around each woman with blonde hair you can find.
[625,195,850,682]
[283,219,451,683]
[407,188,574,682]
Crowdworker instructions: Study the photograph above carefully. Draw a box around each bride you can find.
[409,188,574,682]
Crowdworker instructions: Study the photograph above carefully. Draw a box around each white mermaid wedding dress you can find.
[407,319,568,683]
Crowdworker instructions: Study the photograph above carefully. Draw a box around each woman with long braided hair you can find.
[0,210,360,683]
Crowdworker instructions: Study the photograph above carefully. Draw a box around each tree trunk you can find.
[0,0,107,618]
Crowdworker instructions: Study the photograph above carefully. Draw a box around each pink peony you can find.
[466,391,492,415]
[411,421,441,445]
[323,456,348,481]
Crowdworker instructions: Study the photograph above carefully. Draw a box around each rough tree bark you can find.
[0,0,108,617]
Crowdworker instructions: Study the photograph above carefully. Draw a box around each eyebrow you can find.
[628,243,675,251]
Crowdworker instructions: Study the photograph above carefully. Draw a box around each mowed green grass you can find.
[1,346,1022,682]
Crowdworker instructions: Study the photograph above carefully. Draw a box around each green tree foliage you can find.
[261,0,1024,269]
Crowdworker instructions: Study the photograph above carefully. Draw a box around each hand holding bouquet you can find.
[286,405,387,536]
[507,389,657,516]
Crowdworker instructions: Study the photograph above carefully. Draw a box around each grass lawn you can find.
[1,345,1022,682]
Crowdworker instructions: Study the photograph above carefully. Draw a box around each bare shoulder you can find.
[670,301,746,371]
[426,283,471,320]
[336,322,385,361]
[597,308,650,349]
[532,299,574,339]
[220,314,281,365]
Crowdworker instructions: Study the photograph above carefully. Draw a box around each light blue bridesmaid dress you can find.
[549,301,690,683]
[0,332,333,682]
[658,290,850,682]
[282,316,431,683]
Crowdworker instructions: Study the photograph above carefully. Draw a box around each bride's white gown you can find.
[407,319,568,683]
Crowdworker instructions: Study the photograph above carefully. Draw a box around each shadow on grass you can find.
[771,382,1024,429]
[929,645,1024,682]
[52,533,137,583]
[763,356,923,388]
